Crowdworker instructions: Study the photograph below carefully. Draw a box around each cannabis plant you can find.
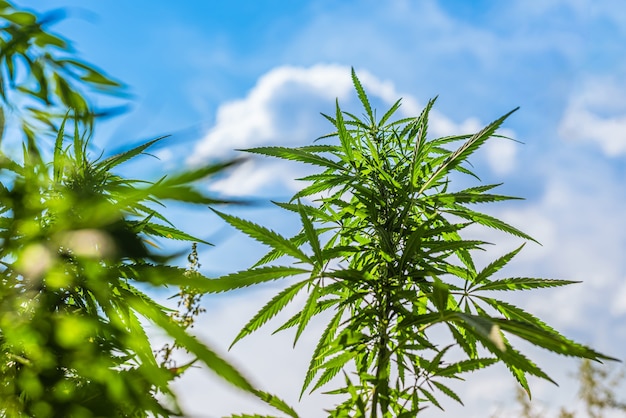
[211,70,614,416]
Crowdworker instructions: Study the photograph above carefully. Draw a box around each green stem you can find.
[371,291,391,418]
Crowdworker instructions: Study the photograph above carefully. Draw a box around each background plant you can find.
[492,359,626,418]
[209,70,616,417]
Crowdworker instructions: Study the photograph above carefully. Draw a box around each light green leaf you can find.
[302,308,344,395]
[418,108,518,195]
[309,352,355,394]
[493,318,617,361]
[446,208,538,243]
[119,264,308,293]
[431,380,463,405]
[52,111,69,183]
[253,391,300,418]
[140,222,211,245]
[127,292,256,393]
[98,136,166,171]
[160,159,242,187]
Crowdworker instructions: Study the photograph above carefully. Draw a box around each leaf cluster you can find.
[0,111,255,416]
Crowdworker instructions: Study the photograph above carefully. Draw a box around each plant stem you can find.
[371,287,391,418]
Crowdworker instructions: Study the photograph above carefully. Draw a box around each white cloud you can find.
[190,64,515,196]
[188,64,357,196]
[559,78,626,157]
[188,64,354,165]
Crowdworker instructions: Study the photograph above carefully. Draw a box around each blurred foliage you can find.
[0,1,299,417]
[207,70,617,417]
[0,0,124,144]
[0,112,251,416]
[493,359,626,418]
[574,358,626,417]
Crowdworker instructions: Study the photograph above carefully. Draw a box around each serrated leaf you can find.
[298,200,323,267]
[291,175,353,201]
[244,146,345,171]
[253,391,300,418]
[419,386,443,410]
[335,100,354,162]
[418,108,518,196]
[493,318,617,361]
[231,279,310,348]
[474,277,579,292]
[430,191,522,206]
[431,380,463,405]
[452,313,555,383]
[294,282,321,346]
[478,297,559,334]
[98,136,166,171]
[149,184,235,205]
[252,233,308,268]
[302,308,343,395]
[309,361,347,394]
[436,357,498,377]
[446,208,538,243]
[160,159,241,187]
[208,266,309,294]
[140,222,211,245]
[119,264,307,293]
[214,209,311,263]
[378,98,402,127]
[273,298,339,334]
[351,68,373,122]
[52,111,69,182]
[473,244,525,285]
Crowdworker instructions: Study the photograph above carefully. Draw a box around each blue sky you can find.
[23,0,626,416]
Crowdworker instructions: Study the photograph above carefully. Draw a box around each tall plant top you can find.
[210,69,615,417]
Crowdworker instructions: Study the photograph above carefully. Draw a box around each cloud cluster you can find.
[189,64,518,197]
